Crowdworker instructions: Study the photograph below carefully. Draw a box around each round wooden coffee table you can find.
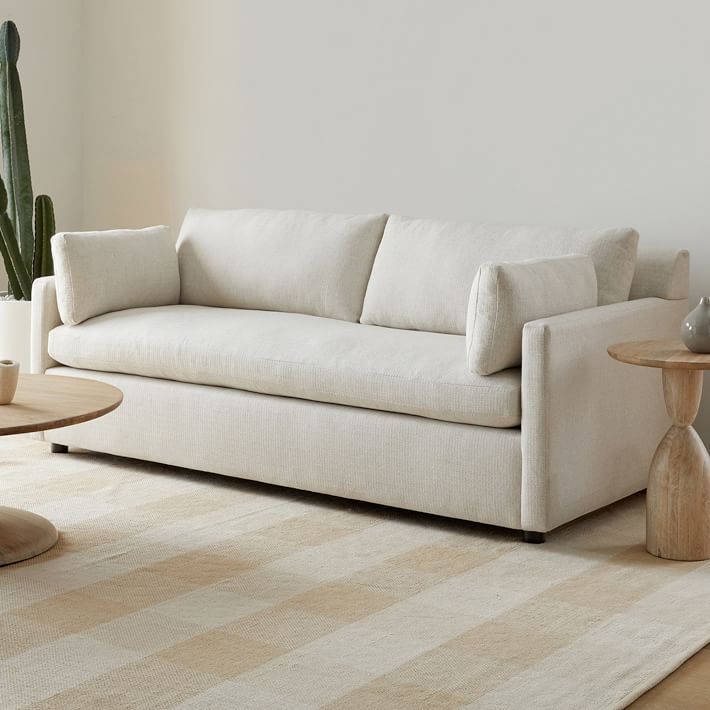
[608,340,710,561]
[0,374,122,565]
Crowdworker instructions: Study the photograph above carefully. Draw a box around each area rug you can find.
[1,436,710,710]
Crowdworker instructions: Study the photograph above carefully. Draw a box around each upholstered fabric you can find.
[43,366,524,528]
[521,296,688,532]
[51,226,179,326]
[30,276,60,374]
[467,255,597,376]
[361,215,639,334]
[48,305,521,427]
[30,274,690,534]
[177,208,388,322]
[630,248,690,300]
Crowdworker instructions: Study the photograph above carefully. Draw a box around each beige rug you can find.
[1,436,709,709]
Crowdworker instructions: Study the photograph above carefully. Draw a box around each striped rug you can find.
[1,435,709,709]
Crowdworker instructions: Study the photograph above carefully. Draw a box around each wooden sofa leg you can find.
[50,443,68,454]
[522,531,545,544]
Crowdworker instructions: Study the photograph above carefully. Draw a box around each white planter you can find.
[0,299,32,372]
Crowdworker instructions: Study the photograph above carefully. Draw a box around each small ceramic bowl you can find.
[0,360,20,404]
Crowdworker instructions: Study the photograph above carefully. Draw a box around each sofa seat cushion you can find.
[47,305,521,428]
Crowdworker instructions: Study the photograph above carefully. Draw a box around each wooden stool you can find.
[608,340,710,561]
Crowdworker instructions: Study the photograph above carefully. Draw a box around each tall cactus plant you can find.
[0,20,55,300]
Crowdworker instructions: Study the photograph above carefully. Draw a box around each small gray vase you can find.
[681,297,710,353]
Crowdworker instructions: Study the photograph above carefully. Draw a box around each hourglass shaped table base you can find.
[609,341,710,561]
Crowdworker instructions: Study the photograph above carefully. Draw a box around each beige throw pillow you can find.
[52,225,179,326]
[466,255,598,375]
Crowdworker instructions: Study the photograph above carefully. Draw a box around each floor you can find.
[632,644,710,708]
[3,437,710,708]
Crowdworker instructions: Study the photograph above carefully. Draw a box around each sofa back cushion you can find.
[360,215,639,334]
[52,225,179,326]
[177,208,388,322]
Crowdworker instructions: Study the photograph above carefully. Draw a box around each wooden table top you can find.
[0,374,122,435]
[608,340,710,370]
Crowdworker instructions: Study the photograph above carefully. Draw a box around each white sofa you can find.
[31,209,689,541]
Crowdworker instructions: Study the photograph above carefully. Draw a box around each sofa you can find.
[31,209,689,541]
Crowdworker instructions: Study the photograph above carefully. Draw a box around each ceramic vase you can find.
[0,359,19,404]
[681,297,710,353]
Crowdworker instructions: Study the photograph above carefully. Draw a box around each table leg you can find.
[647,368,710,560]
[0,507,58,566]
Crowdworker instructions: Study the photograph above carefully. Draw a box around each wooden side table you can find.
[0,374,122,565]
[608,340,710,561]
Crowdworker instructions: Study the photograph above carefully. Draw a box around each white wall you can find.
[81,0,170,229]
[1,0,82,232]
[80,0,710,271]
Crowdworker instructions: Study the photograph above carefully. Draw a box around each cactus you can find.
[0,176,31,299]
[0,20,56,299]
[33,194,54,279]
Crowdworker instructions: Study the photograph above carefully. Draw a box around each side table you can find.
[608,340,710,561]
[0,374,122,565]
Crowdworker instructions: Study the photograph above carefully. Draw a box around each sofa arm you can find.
[31,276,61,374]
[521,296,688,533]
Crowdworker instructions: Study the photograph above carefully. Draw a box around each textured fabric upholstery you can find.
[361,215,639,334]
[43,367,524,529]
[521,296,688,532]
[629,248,689,300]
[51,226,179,326]
[31,273,691,533]
[48,305,521,427]
[177,208,387,322]
[467,255,597,375]
[31,276,60,374]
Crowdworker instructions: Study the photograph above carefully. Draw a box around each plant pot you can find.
[0,298,32,371]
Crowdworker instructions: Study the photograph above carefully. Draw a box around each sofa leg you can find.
[50,443,68,454]
[522,530,545,544]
